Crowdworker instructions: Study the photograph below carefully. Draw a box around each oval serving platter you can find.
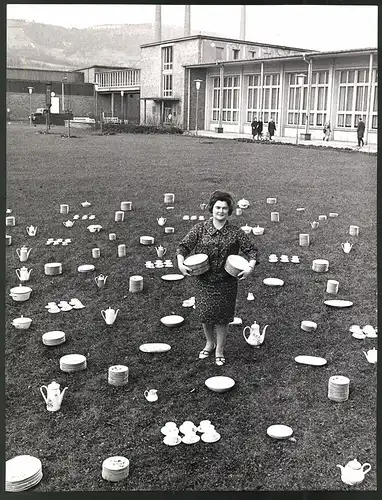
[324,300,353,308]
[263,278,284,286]
[295,355,327,366]
[161,274,185,281]
[139,343,171,353]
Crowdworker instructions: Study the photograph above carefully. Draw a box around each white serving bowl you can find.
[160,315,184,327]
[9,285,32,302]
[205,376,235,393]
[12,316,32,329]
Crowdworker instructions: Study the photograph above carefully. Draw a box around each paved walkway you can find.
[186,130,377,154]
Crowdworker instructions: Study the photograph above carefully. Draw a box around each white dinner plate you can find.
[139,343,171,353]
[294,355,327,366]
[263,278,284,286]
[324,300,353,308]
[267,425,293,440]
[78,264,95,273]
[161,274,185,281]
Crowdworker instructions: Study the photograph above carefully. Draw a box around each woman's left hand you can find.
[238,267,254,280]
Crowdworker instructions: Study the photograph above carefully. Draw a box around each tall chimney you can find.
[240,5,246,40]
[184,5,191,37]
[155,5,162,42]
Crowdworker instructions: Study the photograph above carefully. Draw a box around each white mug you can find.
[144,389,158,402]
[271,212,279,222]
[109,233,116,241]
[60,204,69,214]
[92,248,100,258]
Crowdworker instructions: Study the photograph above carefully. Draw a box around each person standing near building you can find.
[323,120,331,141]
[256,117,263,140]
[251,117,258,140]
[268,117,276,140]
[356,117,365,148]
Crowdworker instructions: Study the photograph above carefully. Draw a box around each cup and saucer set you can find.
[269,254,300,263]
[161,420,220,446]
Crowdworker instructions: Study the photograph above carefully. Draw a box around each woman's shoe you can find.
[199,345,215,359]
[215,356,226,366]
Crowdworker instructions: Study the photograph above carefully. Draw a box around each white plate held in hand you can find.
[295,355,327,366]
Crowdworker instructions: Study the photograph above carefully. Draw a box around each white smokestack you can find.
[155,5,162,42]
[240,5,246,40]
[184,5,191,37]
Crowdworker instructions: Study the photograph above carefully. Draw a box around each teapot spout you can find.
[337,465,345,473]
[59,387,68,405]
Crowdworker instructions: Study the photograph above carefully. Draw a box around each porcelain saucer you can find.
[352,332,366,339]
[163,435,181,446]
[201,432,221,443]
[182,434,200,444]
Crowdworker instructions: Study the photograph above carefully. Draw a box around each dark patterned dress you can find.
[177,218,258,323]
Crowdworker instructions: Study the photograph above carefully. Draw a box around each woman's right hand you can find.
[178,263,192,276]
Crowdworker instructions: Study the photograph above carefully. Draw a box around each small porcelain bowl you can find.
[12,316,32,329]
[253,226,265,235]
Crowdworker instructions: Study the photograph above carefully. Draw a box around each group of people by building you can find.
[251,117,276,141]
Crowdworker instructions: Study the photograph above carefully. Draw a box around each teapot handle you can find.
[163,248,167,255]
[101,310,106,321]
[16,269,21,279]
[341,243,345,250]
[115,309,120,318]
[361,463,371,474]
[16,248,21,257]
[243,326,250,340]
[40,386,48,404]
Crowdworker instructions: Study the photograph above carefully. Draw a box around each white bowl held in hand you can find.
[205,376,235,393]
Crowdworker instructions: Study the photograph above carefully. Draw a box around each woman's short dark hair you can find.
[208,190,235,216]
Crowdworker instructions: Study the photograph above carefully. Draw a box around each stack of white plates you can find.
[102,456,130,482]
[184,254,209,275]
[301,321,317,332]
[6,455,43,492]
[44,262,62,276]
[140,235,154,245]
[42,331,66,346]
[108,365,129,386]
[59,354,87,372]
[164,193,175,204]
[328,375,350,402]
[312,259,329,272]
[224,255,250,277]
[129,275,143,293]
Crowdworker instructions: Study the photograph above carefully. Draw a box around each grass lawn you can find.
[5,124,377,491]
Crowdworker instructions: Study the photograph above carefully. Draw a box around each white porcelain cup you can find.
[115,211,125,222]
[109,233,116,241]
[164,422,177,431]
[190,215,197,221]
[198,216,205,221]
[326,279,339,294]
[164,227,174,234]
[144,389,158,402]
[6,216,15,226]
[236,208,242,216]
[318,215,327,221]
[121,201,132,211]
[247,292,254,300]
[199,420,212,431]
[60,204,69,214]
[92,248,100,258]
[349,225,359,236]
[299,233,310,246]
[166,430,179,444]
[118,244,126,257]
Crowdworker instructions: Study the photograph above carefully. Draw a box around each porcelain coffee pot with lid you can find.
[63,220,75,227]
[341,242,353,253]
[16,246,32,262]
[101,307,119,325]
[243,321,268,347]
[16,266,32,282]
[26,225,37,236]
[95,274,108,288]
[337,459,371,485]
[155,245,167,258]
[40,381,68,412]
[157,217,167,226]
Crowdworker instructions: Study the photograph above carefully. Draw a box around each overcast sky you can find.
[7,4,378,51]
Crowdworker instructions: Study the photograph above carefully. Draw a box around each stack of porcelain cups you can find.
[129,275,143,293]
[326,279,339,294]
[120,201,132,211]
[328,375,350,402]
[164,193,175,204]
[108,365,129,386]
[115,211,125,222]
[349,225,359,236]
[299,234,310,246]
[102,456,130,482]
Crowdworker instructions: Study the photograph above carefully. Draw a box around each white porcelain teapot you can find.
[341,242,353,253]
[157,217,167,226]
[155,245,167,258]
[16,266,32,282]
[95,274,108,289]
[243,321,268,347]
[40,381,68,412]
[63,220,75,227]
[337,459,371,485]
[26,225,37,236]
[16,246,32,262]
[101,307,119,326]
[363,348,377,364]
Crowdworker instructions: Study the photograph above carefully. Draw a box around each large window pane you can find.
[345,115,352,127]
[373,86,378,111]
[271,88,278,109]
[372,115,377,128]
[363,87,368,110]
[338,114,344,127]
[348,70,354,83]
[247,88,253,108]
[289,88,295,109]
[355,87,363,110]
[338,87,346,111]
[233,89,239,108]
[263,88,270,108]
[310,87,316,109]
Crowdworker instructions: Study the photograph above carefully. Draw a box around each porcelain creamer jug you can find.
[243,321,268,347]
[155,245,167,258]
[40,381,68,412]
[101,307,119,326]
[337,459,371,485]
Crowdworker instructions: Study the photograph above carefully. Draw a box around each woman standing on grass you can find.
[176,190,258,366]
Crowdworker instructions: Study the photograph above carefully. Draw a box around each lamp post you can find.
[194,79,203,136]
[61,76,67,112]
[295,73,306,145]
[27,87,33,126]
[120,90,124,124]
